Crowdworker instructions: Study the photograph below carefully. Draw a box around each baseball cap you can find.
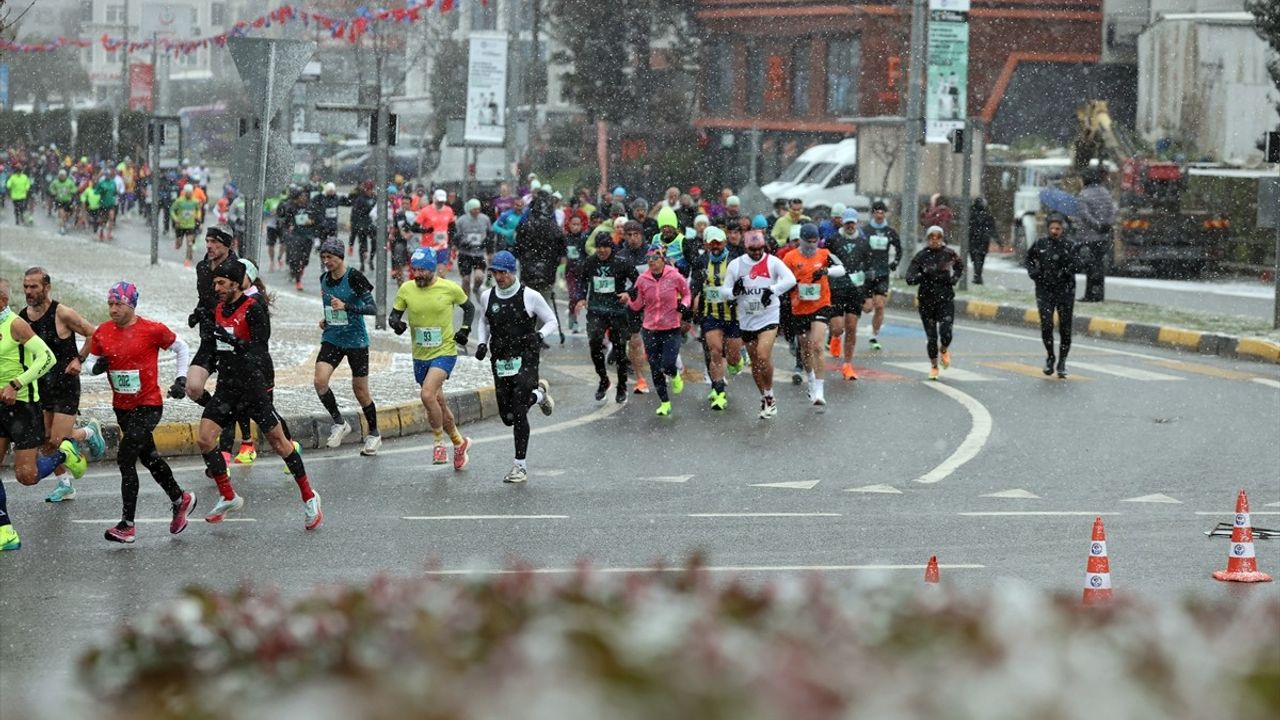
[841,208,860,224]
[703,227,727,244]
[488,250,518,273]
[799,223,820,241]
[433,189,447,202]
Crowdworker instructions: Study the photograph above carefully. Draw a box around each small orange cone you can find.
[924,555,940,584]
[1082,517,1113,605]
[1213,489,1273,583]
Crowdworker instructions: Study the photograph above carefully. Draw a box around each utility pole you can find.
[114,0,131,159]
[900,0,928,267]
[956,119,976,291]
[149,32,159,266]
[374,54,389,331]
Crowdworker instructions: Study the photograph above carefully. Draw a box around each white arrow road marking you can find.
[887,362,999,382]
[751,480,820,490]
[638,475,694,483]
[537,470,567,477]
[914,382,993,484]
[1121,493,1182,504]
[1069,361,1185,381]
[845,484,903,494]
[982,489,1041,499]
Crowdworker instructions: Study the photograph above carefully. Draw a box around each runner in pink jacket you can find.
[621,247,692,415]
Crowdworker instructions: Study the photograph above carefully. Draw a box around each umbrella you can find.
[1039,187,1079,217]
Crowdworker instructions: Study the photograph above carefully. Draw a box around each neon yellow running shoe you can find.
[0,525,20,551]
[59,439,87,479]
[670,374,684,395]
[233,443,257,465]
[656,401,672,417]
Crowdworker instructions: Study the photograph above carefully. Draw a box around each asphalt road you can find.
[3,302,1279,712]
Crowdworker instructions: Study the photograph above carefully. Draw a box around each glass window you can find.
[791,40,810,115]
[705,43,733,115]
[826,36,860,116]
[777,161,811,184]
[746,46,764,116]
[799,162,836,184]
[80,1,93,22]
[211,2,226,27]
[106,4,124,23]
[825,164,858,188]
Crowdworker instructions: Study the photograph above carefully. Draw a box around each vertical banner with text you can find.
[925,0,969,143]
[129,64,155,111]
[465,32,508,146]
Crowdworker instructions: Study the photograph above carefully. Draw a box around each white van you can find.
[762,138,868,211]
[429,137,507,189]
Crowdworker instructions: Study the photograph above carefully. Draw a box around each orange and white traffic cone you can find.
[1082,517,1113,605]
[1213,489,1273,583]
[924,555,940,584]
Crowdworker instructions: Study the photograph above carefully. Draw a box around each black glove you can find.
[760,288,773,307]
[732,278,745,297]
[454,326,470,347]
[811,267,827,281]
[527,331,546,349]
[187,310,199,328]
[474,343,488,361]
[889,260,899,271]
[211,326,240,350]
[389,317,408,335]
[680,305,694,323]
[167,376,187,400]
[187,306,211,329]
[90,357,109,375]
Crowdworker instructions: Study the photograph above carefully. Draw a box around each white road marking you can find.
[1069,361,1185,381]
[845,484,902,494]
[418,563,986,576]
[751,480,820,490]
[1267,502,1280,507]
[537,469,567,477]
[887,362,998,382]
[914,382,993,484]
[1121,493,1182,504]
[1193,511,1280,516]
[71,518,258,524]
[638,475,694,483]
[1252,378,1280,389]
[982,488,1041,499]
[402,515,569,521]
[687,512,842,518]
[959,511,1121,517]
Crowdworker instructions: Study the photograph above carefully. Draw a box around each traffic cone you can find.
[1082,517,1113,605]
[1213,489,1273,583]
[924,555,940,584]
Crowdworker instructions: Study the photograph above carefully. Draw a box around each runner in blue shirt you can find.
[314,238,382,456]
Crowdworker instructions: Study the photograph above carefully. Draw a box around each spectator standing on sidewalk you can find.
[1077,166,1116,302]
[968,197,996,285]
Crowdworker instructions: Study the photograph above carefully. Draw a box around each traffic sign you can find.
[229,127,292,198]
[227,38,316,120]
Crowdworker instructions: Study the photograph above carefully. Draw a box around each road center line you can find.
[959,511,1121,517]
[687,512,842,518]
[417,563,985,576]
[402,515,569,520]
[70,518,258,523]
[914,382,993,484]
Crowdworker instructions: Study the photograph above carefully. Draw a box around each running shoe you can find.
[841,363,858,381]
[303,493,324,530]
[670,373,684,396]
[759,397,778,420]
[928,366,940,381]
[656,401,672,417]
[1056,357,1069,379]
[205,495,245,523]
[791,368,803,385]
[869,337,882,351]
[634,377,650,394]
[183,259,192,269]
[326,420,352,449]
[707,387,718,401]
[233,442,257,465]
[82,417,106,461]
[710,391,727,411]
[537,379,555,416]
[503,464,528,484]
[1043,356,1055,376]
[45,480,76,503]
[104,522,136,544]
[829,336,842,358]
[432,444,447,465]
[361,434,382,457]
[812,384,826,406]
[59,439,87,479]
[727,362,742,376]
[170,491,196,535]
[595,377,610,402]
[295,281,304,291]
[940,350,952,369]
[453,437,471,471]
[0,525,20,551]
[615,383,627,404]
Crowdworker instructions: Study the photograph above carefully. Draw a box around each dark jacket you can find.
[905,245,964,304]
[579,254,640,315]
[515,194,565,289]
[968,204,996,257]
[1025,235,1079,292]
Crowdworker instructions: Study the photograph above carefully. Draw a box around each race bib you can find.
[798,283,822,301]
[704,286,725,303]
[414,326,444,348]
[325,207,338,219]
[464,232,484,249]
[566,246,580,260]
[216,337,234,352]
[849,271,866,287]
[179,209,195,221]
[495,357,523,377]
[744,297,764,315]
[869,235,889,251]
[592,276,616,294]
[324,306,349,327]
[108,369,142,395]
[433,231,448,248]
[295,211,308,224]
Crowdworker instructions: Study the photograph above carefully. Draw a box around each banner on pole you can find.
[129,64,155,111]
[0,64,9,111]
[925,1,969,144]
[465,32,507,146]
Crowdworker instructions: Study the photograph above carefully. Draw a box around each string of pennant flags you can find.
[0,0,473,56]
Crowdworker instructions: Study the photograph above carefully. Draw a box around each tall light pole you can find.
[900,0,928,265]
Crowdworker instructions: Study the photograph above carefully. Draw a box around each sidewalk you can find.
[0,213,497,459]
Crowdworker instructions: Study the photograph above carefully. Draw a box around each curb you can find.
[886,292,1280,365]
[94,386,499,462]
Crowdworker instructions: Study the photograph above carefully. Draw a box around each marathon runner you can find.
[616,220,653,394]
[282,189,315,291]
[417,189,457,272]
[48,170,77,234]
[170,185,203,267]
[905,226,964,380]
[862,200,903,350]
[184,226,238,407]
[19,268,106,502]
[454,198,493,303]
[574,233,639,403]
[624,246,693,417]
[0,277,64,551]
[782,223,845,407]
[343,181,377,273]
[825,209,874,380]
[1025,213,1076,378]
[388,248,475,469]
[198,261,323,529]
[689,226,741,410]
[473,251,557,484]
[312,182,342,245]
[720,230,797,419]
[81,282,196,543]
[316,238,382,456]
[5,165,32,225]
